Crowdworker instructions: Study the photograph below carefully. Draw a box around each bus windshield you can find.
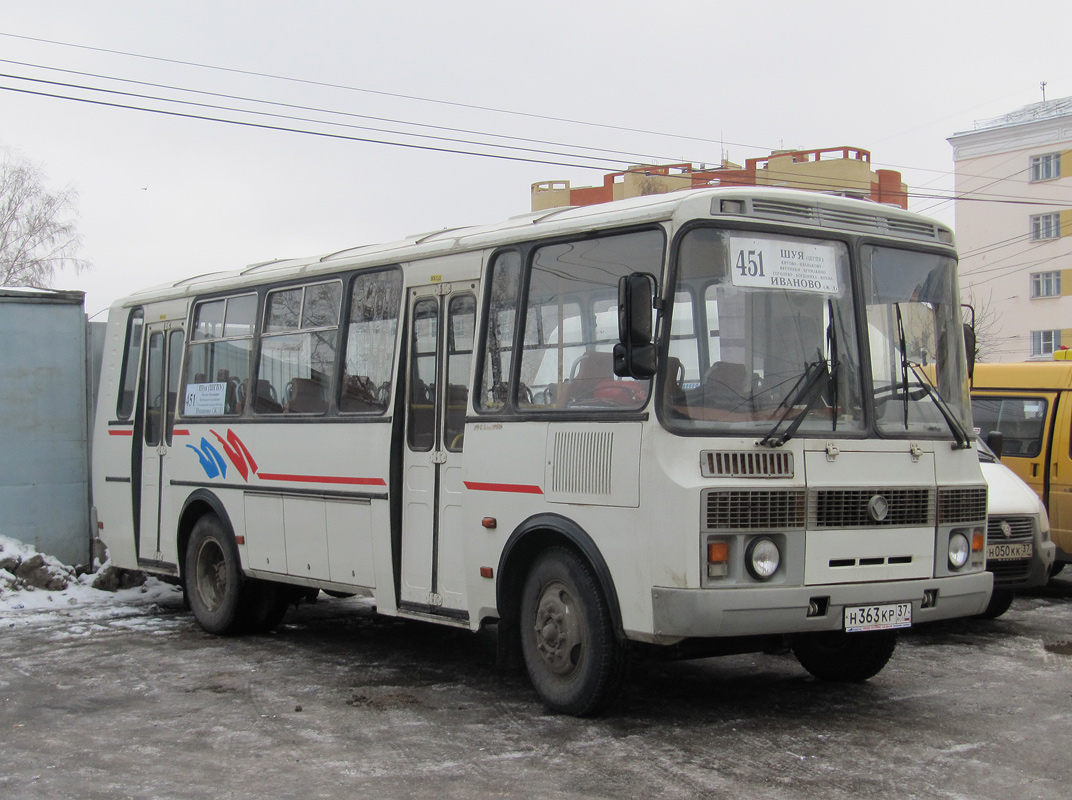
[862,245,971,441]
[662,227,863,438]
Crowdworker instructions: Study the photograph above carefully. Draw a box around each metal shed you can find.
[0,287,92,566]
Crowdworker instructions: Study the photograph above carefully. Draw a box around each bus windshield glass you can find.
[662,228,863,437]
[862,245,971,440]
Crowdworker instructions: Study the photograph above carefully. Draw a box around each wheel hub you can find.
[533,581,582,677]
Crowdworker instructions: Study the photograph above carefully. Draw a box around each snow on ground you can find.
[0,534,184,625]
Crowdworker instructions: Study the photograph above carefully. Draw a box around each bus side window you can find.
[183,294,255,417]
[258,281,342,415]
[517,230,663,412]
[445,294,476,451]
[340,269,402,414]
[116,307,144,419]
[477,250,521,412]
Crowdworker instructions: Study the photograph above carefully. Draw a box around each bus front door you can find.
[1048,392,1072,559]
[400,283,476,617]
[136,323,185,571]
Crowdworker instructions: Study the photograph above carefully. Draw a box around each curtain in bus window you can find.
[257,281,342,415]
[520,230,663,411]
[445,294,476,451]
[341,269,402,413]
[183,294,255,416]
[478,251,521,411]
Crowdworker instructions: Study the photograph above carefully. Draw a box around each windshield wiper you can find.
[895,303,910,430]
[907,362,973,449]
[758,353,837,448]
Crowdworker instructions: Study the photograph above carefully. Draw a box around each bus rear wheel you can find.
[791,629,897,682]
[185,514,256,635]
[519,547,624,716]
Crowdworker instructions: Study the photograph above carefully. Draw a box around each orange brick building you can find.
[531,146,907,211]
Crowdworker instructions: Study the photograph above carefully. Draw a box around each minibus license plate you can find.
[987,542,1033,561]
[844,602,912,632]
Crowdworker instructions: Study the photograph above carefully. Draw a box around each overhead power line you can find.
[0,30,772,154]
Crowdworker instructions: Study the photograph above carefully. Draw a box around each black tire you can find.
[1050,561,1066,578]
[979,588,1015,619]
[184,514,255,635]
[519,546,625,716]
[244,581,292,633]
[791,630,897,682]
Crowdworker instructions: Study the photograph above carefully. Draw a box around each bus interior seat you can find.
[340,374,382,413]
[561,350,614,406]
[702,361,748,410]
[285,377,327,414]
[445,383,468,444]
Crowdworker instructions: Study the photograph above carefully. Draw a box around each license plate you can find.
[844,602,912,632]
[987,542,1033,561]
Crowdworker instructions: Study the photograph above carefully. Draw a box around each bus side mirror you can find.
[613,272,657,379]
[986,429,1004,460]
[963,322,976,382]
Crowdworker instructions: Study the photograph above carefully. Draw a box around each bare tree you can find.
[961,288,1006,364]
[0,149,90,287]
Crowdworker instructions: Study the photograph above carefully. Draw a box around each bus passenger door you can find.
[137,324,185,570]
[1048,392,1072,557]
[400,283,476,615]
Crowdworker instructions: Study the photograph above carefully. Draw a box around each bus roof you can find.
[111,185,954,309]
[972,361,1072,392]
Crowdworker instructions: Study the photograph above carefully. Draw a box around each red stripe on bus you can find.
[172,429,190,436]
[464,481,544,495]
[258,473,387,487]
[108,430,134,436]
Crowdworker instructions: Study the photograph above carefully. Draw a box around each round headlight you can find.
[746,537,780,580]
[948,532,970,569]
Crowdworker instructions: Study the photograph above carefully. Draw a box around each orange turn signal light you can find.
[972,530,985,553]
[708,541,730,563]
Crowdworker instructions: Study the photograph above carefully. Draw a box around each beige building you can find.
[532,147,908,212]
[949,97,1072,361]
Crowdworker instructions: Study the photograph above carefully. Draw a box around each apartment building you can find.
[949,97,1072,361]
[531,146,907,212]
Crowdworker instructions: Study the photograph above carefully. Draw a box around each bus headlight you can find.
[746,537,780,580]
[948,532,970,570]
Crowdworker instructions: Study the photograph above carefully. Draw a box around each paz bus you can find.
[92,186,992,715]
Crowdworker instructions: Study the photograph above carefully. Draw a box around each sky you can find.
[0,0,1069,318]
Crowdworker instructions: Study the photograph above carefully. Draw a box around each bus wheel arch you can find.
[176,491,291,635]
[177,490,237,581]
[496,514,625,640]
[496,515,627,715]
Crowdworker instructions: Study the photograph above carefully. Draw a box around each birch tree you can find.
[0,149,90,287]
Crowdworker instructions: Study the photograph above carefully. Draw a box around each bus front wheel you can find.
[185,513,253,635]
[519,546,625,716]
[791,629,897,682]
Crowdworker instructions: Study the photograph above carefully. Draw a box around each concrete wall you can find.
[0,290,92,566]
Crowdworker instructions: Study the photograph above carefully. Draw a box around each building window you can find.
[1031,153,1061,182]
[1031,271,1062,298]
[1031,213,1061,241]
[1031,330,1061,357]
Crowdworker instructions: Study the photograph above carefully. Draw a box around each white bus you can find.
[92,186,992,715]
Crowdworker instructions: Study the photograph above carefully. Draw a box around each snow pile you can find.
[0,534,182,615]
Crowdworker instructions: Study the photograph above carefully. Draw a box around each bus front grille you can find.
[808,488,934,528]
[702,489,806,530]
[938,487,988,523]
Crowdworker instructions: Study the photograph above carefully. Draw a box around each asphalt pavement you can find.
[2,575,1071,800]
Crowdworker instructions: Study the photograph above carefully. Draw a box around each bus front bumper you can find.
[648,571,993,641]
